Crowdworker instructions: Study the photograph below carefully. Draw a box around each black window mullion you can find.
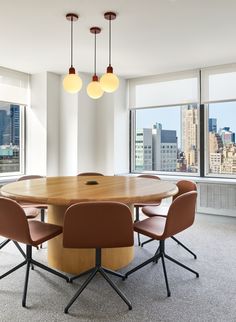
[199,104,205,177]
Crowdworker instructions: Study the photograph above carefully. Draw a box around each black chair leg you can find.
[164,254,199,277]
[153,245,160,263]
[135,207,141,246]
[103,267,126,279]
[125,253,160,278]
[31,259,69,282]
[160,254,171,297]
[22,261,31,307]
[13,241,26,259]
[141,238,154,247]
[99,267,132,310]
[70,267,95,282]
[40,209,45,248]
[0,238,11,249]
[40,208,45,222]
[137,233,141,246]
[171,236,197,259]
[65,268,98,313]
[0,260,27,279]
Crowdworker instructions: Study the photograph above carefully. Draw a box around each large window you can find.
[133,105,199,174]
[0,67,28,176]
[0,102,24,175]
[130,65,236,179]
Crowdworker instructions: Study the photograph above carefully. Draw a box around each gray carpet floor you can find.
[0,213,235,322]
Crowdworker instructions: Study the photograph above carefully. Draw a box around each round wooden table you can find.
[1,176,178,274]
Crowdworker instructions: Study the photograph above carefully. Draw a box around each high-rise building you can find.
[0,109,10,145]
[209,153,222,173]
[209,132,223,154]
[10,105,20,145]
[221,144,236,174]
[219,127,235,145]
[181,104,198,172]
[152,123,177,172]
[135,128,153,170]
[209,118,217,133]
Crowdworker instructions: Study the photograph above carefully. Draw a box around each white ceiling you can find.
[1,0,236,78]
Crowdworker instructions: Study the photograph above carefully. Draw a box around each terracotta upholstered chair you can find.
[125,191,199,297]
[63,202,134,314]
[141,180,197,259]
[0,197,68,307]
[77,172,104,176]
[134,175,161,246]
[17,175,48,223]
[0,175,48,255]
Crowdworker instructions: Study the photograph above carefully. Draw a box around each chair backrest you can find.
[77,172,104,176]
[173,180,197,200]
[137,175,161,204]
[17,175,44,181]
[0,197,32,244]
[63,202,134,249]
[138,174,160,180]
[163,191,197,239]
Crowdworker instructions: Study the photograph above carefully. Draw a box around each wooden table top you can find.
[0,176,178,206]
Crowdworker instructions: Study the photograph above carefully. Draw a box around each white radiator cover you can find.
[197,183,236,217]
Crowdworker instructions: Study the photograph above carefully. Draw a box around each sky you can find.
[136,102,236,140]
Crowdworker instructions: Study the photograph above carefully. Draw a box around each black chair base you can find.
[0,244,69,307]
[135,206,141,246]
[140,235,197,259]
[0,238,26,258]
[0,238,11,249]
[65,248,132,314]
[125,240,199,297]
[40,208,46,249]
[141,237,154,247]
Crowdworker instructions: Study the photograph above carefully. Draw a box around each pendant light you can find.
[100,12,119,93]
[87,27,104,99]
[63,13,82,94]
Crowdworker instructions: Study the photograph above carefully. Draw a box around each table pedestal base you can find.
[47,205,134,274]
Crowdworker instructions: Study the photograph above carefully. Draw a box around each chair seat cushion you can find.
[28,221,62,246]
[24,207,40,219]
[142,204,169,217]
[134,216,166,240]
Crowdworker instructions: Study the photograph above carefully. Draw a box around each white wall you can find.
[27,72,61,176]
[77,74,97,173]
[47,72,60,176]
[114,79,129,174]
[94,78,129,175]
[94,94,115,174]
[26,73,47,175]
[59,78,79,175]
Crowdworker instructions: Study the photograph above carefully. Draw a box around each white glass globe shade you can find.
[100,72,119,93]
[87,81,104,99]
[63,73,82,94]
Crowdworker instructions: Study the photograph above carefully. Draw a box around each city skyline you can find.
[134,104,236,175]
[136,102,236,143]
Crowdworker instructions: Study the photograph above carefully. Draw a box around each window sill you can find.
[120,173,236,185]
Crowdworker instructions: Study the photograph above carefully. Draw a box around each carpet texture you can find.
[0,213,235,322]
